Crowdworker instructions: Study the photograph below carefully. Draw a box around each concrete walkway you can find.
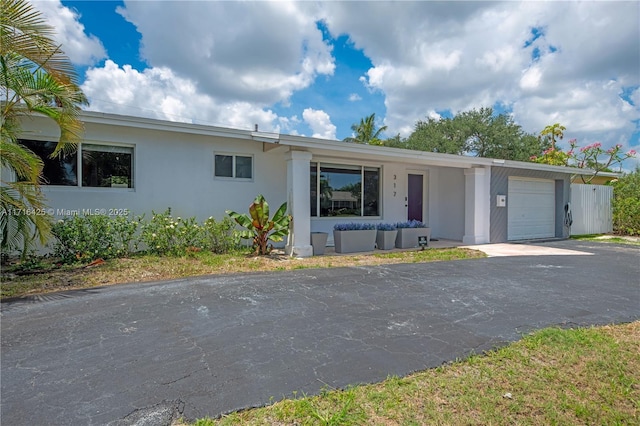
[1,240,638,425]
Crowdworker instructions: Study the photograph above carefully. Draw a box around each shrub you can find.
[376,223,397,231]
[52,214,141,263]
[201,216,240,254]
[611,168,640,236]
[334,223,376,231]
[395,220,427,228]
[139,209,202,256]
[226,195,291,255]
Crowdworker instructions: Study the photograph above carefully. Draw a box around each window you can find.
[19,139,78,186]
[310,162,380,217]
[17,140,133,188]
[214,154,253,179]
[82,144,133,188]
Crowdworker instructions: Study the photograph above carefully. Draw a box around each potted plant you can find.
[395,220,431,248]
[310,231,328,255]
[333,223,376,254]
[375,223,397,250]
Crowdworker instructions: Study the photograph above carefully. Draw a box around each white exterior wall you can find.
[431,167,465,241]
[21,118,288,223]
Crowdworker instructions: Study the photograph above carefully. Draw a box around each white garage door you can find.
[508,177,555,240]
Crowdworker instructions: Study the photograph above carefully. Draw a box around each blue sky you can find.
[35,0,639,166]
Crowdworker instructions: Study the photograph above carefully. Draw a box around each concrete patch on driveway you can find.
[464,242,594,257]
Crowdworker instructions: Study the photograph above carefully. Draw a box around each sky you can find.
[33,0,640,167]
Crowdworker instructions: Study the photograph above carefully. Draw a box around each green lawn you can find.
[191,322,639,425]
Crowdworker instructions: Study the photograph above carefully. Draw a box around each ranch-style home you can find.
[18,111,604,257]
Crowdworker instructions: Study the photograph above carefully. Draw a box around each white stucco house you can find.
[17,111,604,257]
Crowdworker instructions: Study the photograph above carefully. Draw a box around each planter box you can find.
[310,232,328,255]
[395,227,431,248]
[333,229,377,254]
[376,230,398,250]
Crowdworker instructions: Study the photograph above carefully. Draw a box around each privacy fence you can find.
[570,184,613,235]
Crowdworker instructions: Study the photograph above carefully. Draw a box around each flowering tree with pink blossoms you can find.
[530,125,637,183]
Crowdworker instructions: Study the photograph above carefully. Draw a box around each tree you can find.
[1,0,88,257]
[343,113,388,145]
[404,107,546,161]
[610,167,640,236]
[531,125,637,183]
[539,123,566,150]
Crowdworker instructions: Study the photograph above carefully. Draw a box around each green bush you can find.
[52,209,242,263]
[201,216,240,253]
[611,167,640,235]
[139,209,202,256]
[52,214,141,263]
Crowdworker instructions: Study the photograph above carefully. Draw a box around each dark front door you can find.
[408,174,423,222]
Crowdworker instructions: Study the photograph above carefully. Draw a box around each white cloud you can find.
[320,1,639,150]
[34,0,638,154]
[82,60,278,131]
[302,108,336,140]
[32,0,106,65]
[116,0,334,105]
[348,93,362,102]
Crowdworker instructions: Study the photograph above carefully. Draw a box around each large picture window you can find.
[215,154,253,179]
[310,162,380,217]
[18,140,133,188]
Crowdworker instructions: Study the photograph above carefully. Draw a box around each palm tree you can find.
[1,0,88,257]
[343,113,388,145]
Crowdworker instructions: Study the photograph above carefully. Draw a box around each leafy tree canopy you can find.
[395,107,546,161]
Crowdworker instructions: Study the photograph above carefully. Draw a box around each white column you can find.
[462,167,491,244]
[285,150,313,257]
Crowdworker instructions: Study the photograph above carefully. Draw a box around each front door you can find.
[408,174,423,222]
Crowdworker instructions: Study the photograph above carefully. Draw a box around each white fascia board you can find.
[79,110,254,140]
[278,135,493,168]
[499,158,621,178]
[251,131,280,143]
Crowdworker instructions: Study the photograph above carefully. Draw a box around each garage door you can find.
[507,177,555,240]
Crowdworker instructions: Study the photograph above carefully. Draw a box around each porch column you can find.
[462,167,491,244]
[285,150,313,257]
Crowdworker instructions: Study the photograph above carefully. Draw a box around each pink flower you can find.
[628,150,637,156]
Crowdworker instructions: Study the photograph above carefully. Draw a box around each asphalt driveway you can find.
[1,240,638,425]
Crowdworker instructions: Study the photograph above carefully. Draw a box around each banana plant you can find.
[226,194,291,255]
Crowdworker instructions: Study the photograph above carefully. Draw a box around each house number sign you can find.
[393,174,397,197]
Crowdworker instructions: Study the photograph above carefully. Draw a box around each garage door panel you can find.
[508,178,555,240]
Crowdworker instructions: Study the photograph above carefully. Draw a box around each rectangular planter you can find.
[395,227,431,248]
[310,232,328,255]
[333,229,377,254]
[376,230,398,250]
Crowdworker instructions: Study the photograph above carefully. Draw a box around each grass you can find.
[1,247,485,299]
[571,234,640,245]
[190,322,640,425]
